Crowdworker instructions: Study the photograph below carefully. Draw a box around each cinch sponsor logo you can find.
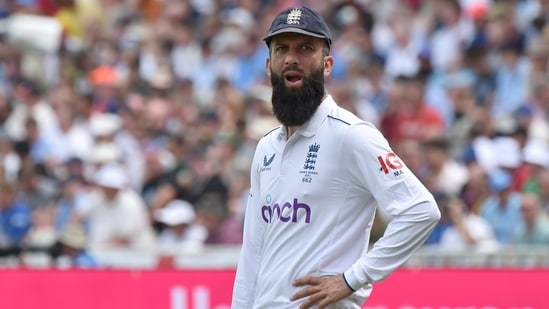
[261,199,311,223]
[377,152,404,176]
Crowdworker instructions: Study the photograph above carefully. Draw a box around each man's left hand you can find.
[290,274,354,309]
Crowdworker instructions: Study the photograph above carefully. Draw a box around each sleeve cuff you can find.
[342,273,356,292]
[343,269,368,291]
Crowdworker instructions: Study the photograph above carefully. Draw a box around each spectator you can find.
[87,66,123,114]
[537,168,549,213]
[382,7,422,79]
[525,39,549,104]
[466,2,490,49]
[460,163,491,214]
[512,193,549,245]
[76,164,155,250]
[87,142,123,170]
[492,41,529,120]
[493,135,523,184]
[354,59,388,126]
[525,76,549,144]
[421,137,469,196]
[149,143,229,228]
[24,206,57,249]
[23,117,55,168]
[0,181,32,249]
[427,0,473,72]
[16,162,58,211]
[53,175,89,235]
[0,130,21,183]
[0,94,11,126]
[88,112,145,190]
[465,45,495,107]
[393,139,427,178]
[170,24,203,83]
[50,223,99,268]
[39,101,94,165]
[380,73,446,145]
[3,79,57,141]
[521,140,549,194]
[443,69,477,160]
[194,193,239,245]
[155,199,207,253]
[439,196,498,253]
[479,169,522,244]
[141,132,189,206]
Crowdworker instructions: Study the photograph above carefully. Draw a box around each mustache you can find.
[282,66,305,74]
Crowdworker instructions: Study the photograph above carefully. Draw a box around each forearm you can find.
[453,219,477,245]
[232,216,262,308]
[232,184,263,308]
[232,245,260,309]
[344,199,440,290]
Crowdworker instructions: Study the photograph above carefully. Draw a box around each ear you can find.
[323,55,334,77]
[265,57,271,77]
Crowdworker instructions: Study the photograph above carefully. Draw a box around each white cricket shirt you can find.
[232,96,440,308]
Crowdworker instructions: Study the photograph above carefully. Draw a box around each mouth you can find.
[284,71,303,87]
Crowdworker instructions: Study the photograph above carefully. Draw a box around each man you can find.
[155,199,207,252]
[513,193,549,245]
[0,181,32,251]
[77,163,155,250]
[231,6,441,309]
[50,223,99,268]
[439,194,497,253]
[379,73,446,145]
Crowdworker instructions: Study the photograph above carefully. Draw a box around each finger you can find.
[317,297,336,309]
[299,293,324,309]
[290,285,321,301]
[293,276,322,286]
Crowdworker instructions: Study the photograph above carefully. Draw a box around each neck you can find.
[286,125,299,138]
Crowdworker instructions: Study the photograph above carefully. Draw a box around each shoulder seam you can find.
[263,126,281,137]
[327,115,351,125]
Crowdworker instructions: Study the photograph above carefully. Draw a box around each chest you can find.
[256,132,355,213]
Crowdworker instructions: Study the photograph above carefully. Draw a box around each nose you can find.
[284,49,299,66]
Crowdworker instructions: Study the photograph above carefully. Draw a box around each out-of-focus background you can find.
[0,0,548,307]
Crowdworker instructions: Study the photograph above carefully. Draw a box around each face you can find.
[266,33,333,126]
[99,186,120,201]
[402,80,424,106]
[538,170,549,198]
[520,194,540,225]
[171,223,190,236]
[0,181,16,209]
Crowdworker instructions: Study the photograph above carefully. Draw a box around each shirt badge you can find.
[300,143,320,183]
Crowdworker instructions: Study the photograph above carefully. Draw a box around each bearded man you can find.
[231,6,441,309]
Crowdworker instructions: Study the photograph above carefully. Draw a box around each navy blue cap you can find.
[264,7,332,48]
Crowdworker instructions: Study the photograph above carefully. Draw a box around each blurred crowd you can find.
[0,0,548,267]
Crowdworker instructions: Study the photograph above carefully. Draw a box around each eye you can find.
[273,45,287,54]
[301,44,314,52]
